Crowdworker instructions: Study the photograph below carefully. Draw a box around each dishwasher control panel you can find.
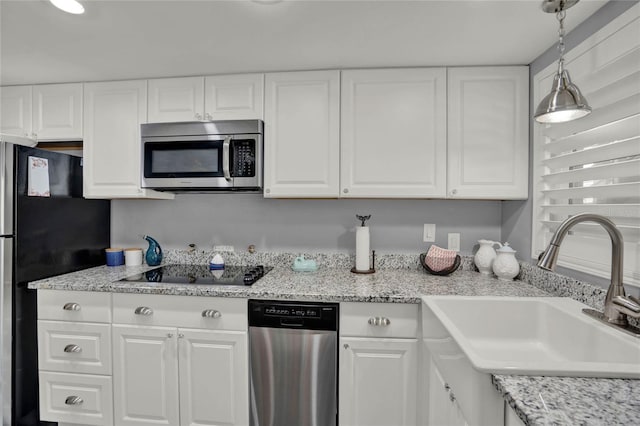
[249,300,338,331]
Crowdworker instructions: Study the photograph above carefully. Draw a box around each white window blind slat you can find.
[541,158,640,185]
[543,137,640,169]
[546,114,640,156]
[541,182,640,201]
[540,204,640,219]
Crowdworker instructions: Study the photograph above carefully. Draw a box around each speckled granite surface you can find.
[27,250,640,426]
[493,375,640,426]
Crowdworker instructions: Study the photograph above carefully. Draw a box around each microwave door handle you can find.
[222,136,232,181]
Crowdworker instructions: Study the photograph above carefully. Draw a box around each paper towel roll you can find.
[356,227,370,271]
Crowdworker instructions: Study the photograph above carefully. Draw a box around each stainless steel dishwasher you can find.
[249,299,339,426]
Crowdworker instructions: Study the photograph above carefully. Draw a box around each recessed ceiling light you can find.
[49,0,85,15]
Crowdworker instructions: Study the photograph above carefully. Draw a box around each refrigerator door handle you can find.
[1,237,14,426]
[0,142,14,236]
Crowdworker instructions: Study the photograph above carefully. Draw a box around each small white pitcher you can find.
[474,240,501,274]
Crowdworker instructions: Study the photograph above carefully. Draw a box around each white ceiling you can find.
[0,0,608,86]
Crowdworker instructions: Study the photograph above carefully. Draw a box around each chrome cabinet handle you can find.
[222,136,232,181]
[65,396,83,405]
[444,383,451,391]
[134,306,153,316]
[63,303,80,311]
[368,317,391,326]
[64,344,82,353]
[194,113,202,120]
[202,309,221,319]
[205,113,213,120]
[449,392,456,402]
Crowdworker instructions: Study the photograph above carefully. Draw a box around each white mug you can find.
[124,248,143,266]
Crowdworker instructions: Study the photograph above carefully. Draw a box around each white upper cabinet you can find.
[1,84,83,141]
[204,73,264,120]
[341,68,447,198]
[264,70,340,198]
[1,85,32,137]
[447,66,529,199]
[147,76,205,122]
[33,83,83,140]
[83,80,173,199]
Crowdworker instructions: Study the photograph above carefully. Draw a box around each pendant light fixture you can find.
[534,0,591,124]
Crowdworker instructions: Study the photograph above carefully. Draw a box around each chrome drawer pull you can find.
[65,396,83,405]
[134,306,153,316]
[64,344,82,353]
[202,309,222,319]
[63,303,80,311]
[368,317,391,326]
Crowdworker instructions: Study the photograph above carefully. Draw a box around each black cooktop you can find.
[120,264,272,286]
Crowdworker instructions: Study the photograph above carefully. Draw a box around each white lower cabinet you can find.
[112,294,249,426]
[427,357,469,426]
[112,325,179,426]
[339,302,419,426]
[37,290,113,426]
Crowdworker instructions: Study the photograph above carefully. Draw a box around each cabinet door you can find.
[148,77,205,123]
[83,80,173,199]
[447,66,529,199]
[339,337,418,426]
[112,324,179,426]
[178,329,248,426]
[32,83,82,140]
[204,74,264,120]
[1,85,32,137]
[264,70,340,197]
[340,68,447,198]
[428,357,470,426]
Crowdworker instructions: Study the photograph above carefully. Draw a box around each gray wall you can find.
[501,0,638,287]
[112,194,501,256]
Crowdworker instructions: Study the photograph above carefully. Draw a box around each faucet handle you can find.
[612,296,640,317]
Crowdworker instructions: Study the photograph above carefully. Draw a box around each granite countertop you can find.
[28,255,640,426]
[29,263,551,302]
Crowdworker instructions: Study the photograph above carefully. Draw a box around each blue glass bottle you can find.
[143,235,163,266]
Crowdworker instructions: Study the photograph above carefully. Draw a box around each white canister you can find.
[492,243,520,281]
[124,248,143,266]
[474,240,500,274]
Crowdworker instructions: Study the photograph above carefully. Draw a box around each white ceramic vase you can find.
[474,240,500,274]
[492,243,520,281]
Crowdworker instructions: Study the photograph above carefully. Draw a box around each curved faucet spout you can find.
[536,213,626,326]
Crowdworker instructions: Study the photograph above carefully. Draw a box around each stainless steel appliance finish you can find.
[249,300,338,426]
[141,120,263,191]
[1,142,110,425]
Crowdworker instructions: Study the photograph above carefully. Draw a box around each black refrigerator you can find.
[0,141,110,425]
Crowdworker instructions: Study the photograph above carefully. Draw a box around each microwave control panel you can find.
[232,140,256,177]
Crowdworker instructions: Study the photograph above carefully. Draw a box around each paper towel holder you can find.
[351,250,376,274]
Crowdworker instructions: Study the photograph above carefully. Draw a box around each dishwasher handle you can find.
[280,319,305,327]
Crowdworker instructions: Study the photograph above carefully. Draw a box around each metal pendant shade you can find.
[534,0,591,124]
[534,63,591,123]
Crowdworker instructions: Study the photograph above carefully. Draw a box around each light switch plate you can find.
[448,233,460,252]
[423,224,436,242]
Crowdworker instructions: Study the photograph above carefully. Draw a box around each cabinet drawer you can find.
[340,302,418,338]
[39,371,113,426]
[38,290,111,323]
[38,321,111,375]
[112,293,247,331]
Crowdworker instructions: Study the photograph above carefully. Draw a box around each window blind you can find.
[533,5,640,286]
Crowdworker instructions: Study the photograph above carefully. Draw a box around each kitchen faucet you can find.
[537,213,640,336]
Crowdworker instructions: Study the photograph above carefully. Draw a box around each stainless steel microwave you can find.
[141,120,263,191]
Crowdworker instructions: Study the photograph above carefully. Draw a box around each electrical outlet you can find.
[213,245,234,252]
[423,224,436,242]
[448,233,460,252]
